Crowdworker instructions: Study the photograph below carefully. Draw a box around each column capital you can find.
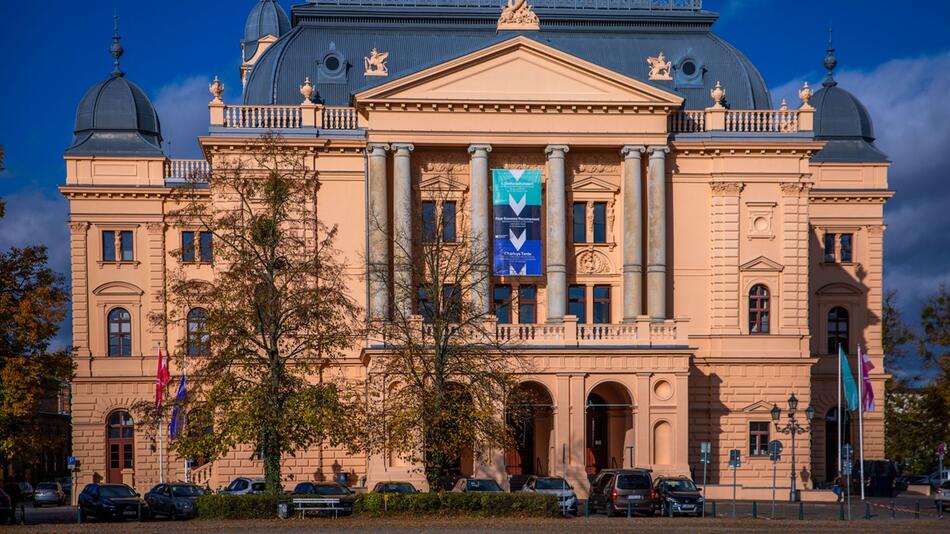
[620,145,646,159]
[391,143,415,153]
[366,143,390,155]
[545,144,570,157]
[647,145,669,157]
[467,144,492,155]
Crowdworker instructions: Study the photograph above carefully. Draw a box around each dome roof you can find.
[65,18,163,157]
[244,0,291,61]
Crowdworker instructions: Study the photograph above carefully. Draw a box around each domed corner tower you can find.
[241,0,291,88]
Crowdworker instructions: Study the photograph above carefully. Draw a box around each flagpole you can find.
[838,343,842,479]
[858,345,866,501]
[157,342,164,484]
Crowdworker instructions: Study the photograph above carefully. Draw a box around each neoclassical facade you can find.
[63,0,890,499]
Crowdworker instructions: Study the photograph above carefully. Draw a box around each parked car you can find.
[78,483,150,521]
[935,480,950,511]
[290,482,355,515]
[588,469,654,517]
[57,476,73,496]
[0,489,12,524]
[929,469,950,488]
[519,476,577,515]
[144,483,205,520]
[18,482,34,499]
[33,482,66,507]
[219,477,267,495]
[451,478,504,493]
[652,476,703,517]
[370,481,418,494]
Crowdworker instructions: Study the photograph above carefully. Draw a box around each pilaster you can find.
[780,182,810,334]
[709,182,744,334]
[69,221,91,357]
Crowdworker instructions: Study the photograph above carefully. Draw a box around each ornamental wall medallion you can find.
[576,248,612,274]
[363,48,389,77]
[647,52,673,81]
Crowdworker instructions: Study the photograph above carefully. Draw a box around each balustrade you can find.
[669,108,803,133]
[164,159,210,180]
[223,105,302,129]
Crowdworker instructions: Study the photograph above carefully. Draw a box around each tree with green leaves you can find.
[135,135,361,494]
[0,197,74,477]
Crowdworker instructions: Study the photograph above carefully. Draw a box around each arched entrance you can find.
[824,407,853,481]
[106,410,134,483]
[586,381,633,477]
[505,381,554,480]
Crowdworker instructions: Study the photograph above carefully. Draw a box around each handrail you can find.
[224,105,302,129]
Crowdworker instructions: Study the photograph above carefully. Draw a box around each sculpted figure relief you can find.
[647,52,673,81]
[498,0,539,29]
[364,48,389,77]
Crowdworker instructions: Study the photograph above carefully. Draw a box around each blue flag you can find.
[169,374,187,440]
[839,345,859,412]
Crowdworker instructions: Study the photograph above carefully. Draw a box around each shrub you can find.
[353,492,560,517]
[196,494,289,519]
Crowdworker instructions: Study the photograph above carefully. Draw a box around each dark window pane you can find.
[493,285,512,324]
[111,445,120,468]
[827,306,849,354]
[840,233,853,263]
[120,231,134,261]
[443,285,461,323]
[749,285,769,334]
[749,422,770,456]
[568,285,586,324]
[593,285,610,324]
[123,444,133,468]
[422,202,437,242]
[108,308,132,356]
[593,202,606,243]
[824,233,836,262]
[182,231,196,262]
[519,285,537,324]
[199,232,213,262]
[188,308,209,356]
[102,231,116,261]
[442,202,457,243]
[572,202,586,243]
[418,286,433,323]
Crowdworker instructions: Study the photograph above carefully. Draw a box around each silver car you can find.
[219,477,268,495]
[33,482,65,507]
[520,476,578,515]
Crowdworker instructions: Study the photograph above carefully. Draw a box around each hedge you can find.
[195,492,561,519]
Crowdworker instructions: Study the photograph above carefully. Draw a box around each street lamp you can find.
[771,393,814,502]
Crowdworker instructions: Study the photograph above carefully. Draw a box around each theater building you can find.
[62,0,890,499]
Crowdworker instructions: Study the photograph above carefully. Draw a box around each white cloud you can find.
[153,76,213,159]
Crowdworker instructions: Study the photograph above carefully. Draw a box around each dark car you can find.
[290,482,355,515]
[78,483,150,521]
[450,478,504,493]
[588,469,654,517]
[144,483,205,520]
[58,476,73,496]
[652,476,703,517]
[33,482,66,507]
[371,481,418,494]
[0,489,12,524]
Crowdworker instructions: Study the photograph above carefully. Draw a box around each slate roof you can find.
[243,1,771,110]
[244,0,292,62]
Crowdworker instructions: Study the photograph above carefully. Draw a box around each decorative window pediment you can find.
[571,175,619,194]
[741,400,775,413]
[816,283,863,296]
[93,281,144,297]
[739,256,784,273]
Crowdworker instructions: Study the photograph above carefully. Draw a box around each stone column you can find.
[646,146,669,320]
[392,143,414,319]
[367,143,390,321]
[468,144,492,316]
[621,145,645,322]
[545,145,569,322]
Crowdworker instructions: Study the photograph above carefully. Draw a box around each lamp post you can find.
[771,394,815,502]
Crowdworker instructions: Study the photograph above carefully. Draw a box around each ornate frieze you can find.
[709,182,745,196]
[780,182,811,196]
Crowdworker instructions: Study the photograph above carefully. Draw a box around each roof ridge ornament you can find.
[111,14,125,77]
[498,0,540,31]
[822,27,838,88]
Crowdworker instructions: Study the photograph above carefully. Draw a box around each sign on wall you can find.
[492,169,543,276]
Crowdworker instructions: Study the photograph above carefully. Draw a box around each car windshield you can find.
[100,486,137,498]
[616,474,650,490]
[171,485,204,497]
[37,483,58,490]
[250,482,266,492]
[312,485,348,495]
[466,480,501,492]
[663,480,697,491]
[378,483,414,493]
[535,478,569,490]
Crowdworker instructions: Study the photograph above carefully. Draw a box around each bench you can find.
[291,497,346,519]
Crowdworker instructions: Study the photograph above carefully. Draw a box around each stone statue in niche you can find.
[364,48,389,77]
[647,52,672,81]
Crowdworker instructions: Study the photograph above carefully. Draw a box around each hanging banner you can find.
[492,169,543,276]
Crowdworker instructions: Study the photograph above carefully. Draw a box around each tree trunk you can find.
[263,430,282,495]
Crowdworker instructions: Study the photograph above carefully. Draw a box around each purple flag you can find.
[860,346,875,412]
[169,374,187,440]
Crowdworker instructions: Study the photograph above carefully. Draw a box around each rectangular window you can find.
[442,201,457,243]
[572,202,586,243]
[824,233,836,263]
[199,231,213,262]
[110,444,120,468]
[119,230,134,261]
[123,443,134,468]
[519,285,537,324]
[568,285,586,324]
[182,231,196,262]
[493,285,512,324]
[840,233,853,263]
[418,286,433,323]
[749,422,770,456]
[593,285,611,324]
[422,201,437,242]
[443,284,461,323]
[593,202,607,243]
[102,231,116,261]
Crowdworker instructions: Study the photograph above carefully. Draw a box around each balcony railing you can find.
[452,316,689,348]
[224,105,302,129]
[165,159,210,180]
[211,102,361,131]
[669,106,812,134]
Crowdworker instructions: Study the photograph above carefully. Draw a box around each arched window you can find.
[106,410,134,483]
[108,308,132,356]
[187,308,209,356]
[827,306,849,354]
[749,284,770,334]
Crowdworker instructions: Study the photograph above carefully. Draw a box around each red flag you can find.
[155,348,170,409]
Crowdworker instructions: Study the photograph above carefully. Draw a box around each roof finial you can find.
[111,13,125,77]
[823,26,837,88]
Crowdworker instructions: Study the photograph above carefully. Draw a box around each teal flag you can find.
[839,345,859,411]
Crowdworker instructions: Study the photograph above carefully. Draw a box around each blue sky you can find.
[1,1,949,381]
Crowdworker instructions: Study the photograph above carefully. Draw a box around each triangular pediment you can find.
[742,400,775,413]
[572,176,620,193]
[419,174,467,192]
[356,36,683,107]
[740,256,784,273]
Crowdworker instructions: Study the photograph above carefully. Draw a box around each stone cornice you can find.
[809,189,894,204]
[60,186,172,200]
[671,140,825,157]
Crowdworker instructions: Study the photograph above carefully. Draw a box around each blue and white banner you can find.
[492,169,543,276]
